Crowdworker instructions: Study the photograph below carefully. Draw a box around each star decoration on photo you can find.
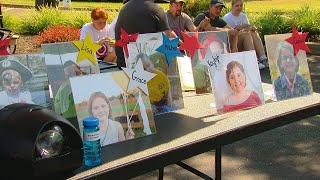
[115,28,139,58]
[122,59,156,95]
[155,33,183,65]
[73,33,101,65]
[179,31,204,59]
[285,26,310,56]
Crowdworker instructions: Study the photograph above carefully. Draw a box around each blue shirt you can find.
[274,73,311,100]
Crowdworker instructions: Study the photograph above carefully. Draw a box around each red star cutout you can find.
[285,27,310,56]
[115,28,139,58]
[178,31,204,59]
[0,39,11,55]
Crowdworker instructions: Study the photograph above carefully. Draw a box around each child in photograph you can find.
[0,59,34,109]
[54,60,86,118]
[274,42,311,100]
[221,61,262,113]
[88,91,134,146]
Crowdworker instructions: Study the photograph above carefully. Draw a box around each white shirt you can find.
[108,16,118,39]
[0,90,34,110]
[222,12,249,29]
[100,119,121,146]
[80,22,111,42]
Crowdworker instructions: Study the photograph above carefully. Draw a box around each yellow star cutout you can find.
[73,33,101,65]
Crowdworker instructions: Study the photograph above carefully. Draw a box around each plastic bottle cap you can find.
[83,117,99,127]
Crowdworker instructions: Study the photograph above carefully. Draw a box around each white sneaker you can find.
[258,61,266,70]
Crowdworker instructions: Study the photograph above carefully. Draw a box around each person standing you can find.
[115,0,176,69]
[166,0,209,38]
[223,0,268,68]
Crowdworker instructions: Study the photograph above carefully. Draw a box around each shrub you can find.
[288,6,320,41]
[251,9,291,42]
[16,7,92,34]
[3,14,23,33]
[36,25,80,46]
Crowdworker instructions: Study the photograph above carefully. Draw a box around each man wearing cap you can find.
[115,0,177,69]
[194,0,239,53]
[0,59,34,109]
[166,0,209,38]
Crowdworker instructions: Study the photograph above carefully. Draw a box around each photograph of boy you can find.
[0,55,50,110]
[265,34,312,101]
[70,72,156,147]
[0,59,33,109]
[211,51,264,113]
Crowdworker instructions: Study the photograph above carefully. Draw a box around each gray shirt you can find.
[166,10,193,37]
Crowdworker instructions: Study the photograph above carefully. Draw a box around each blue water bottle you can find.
[83,117,102,167]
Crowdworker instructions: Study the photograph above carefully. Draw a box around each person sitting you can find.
[80,7,116,63]
[166,0,209,38]
[223,0,268,69]
[193,0,239,53]
[273,42,311,100]
[220,61,262,113]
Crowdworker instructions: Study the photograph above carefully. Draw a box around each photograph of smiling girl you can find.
[211,51,264,114]
[264,34,312,101]
[69,72,156,147]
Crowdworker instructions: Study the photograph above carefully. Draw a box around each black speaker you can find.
[0,103,83,178]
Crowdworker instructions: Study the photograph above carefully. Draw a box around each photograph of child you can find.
[43,42,100,119]
[69,71,156,146]
[0,55,50,110]
[211,51,264,113]
[265,34,312,101]
[126,33,184,115]
[190,31,230,94]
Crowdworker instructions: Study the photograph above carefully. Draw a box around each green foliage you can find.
[183,0,209,18]
[250,10,291,42]
[2,14,23,33]
[288,6,320,40]
[3,6,118,35]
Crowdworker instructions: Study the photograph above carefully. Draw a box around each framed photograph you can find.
[188,31,230,94]
[265,34,313,101]
[210,51,264,113]
[126,33,184,115]
[42,42,100,119]
[0,54,51,109]
[70,72,156,146]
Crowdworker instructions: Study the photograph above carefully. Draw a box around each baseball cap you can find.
[169,0,185,3]
[211,0,226,8]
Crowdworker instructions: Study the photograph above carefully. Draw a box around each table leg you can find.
[215,146,221,180]
[158,167,164,180]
